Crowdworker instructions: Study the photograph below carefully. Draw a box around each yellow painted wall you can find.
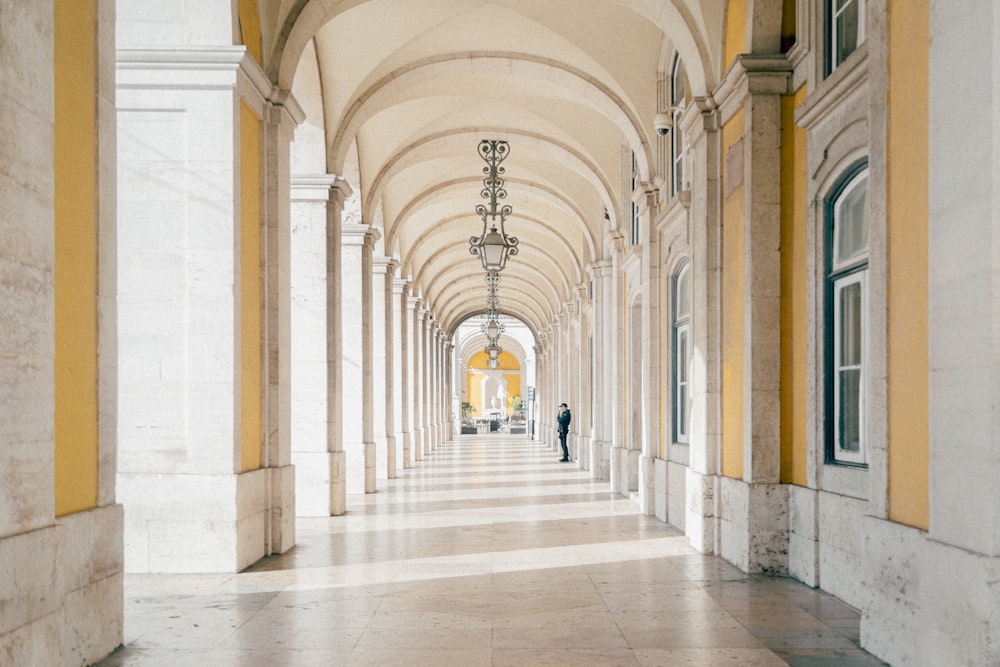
[724,0,747,70]
[721,108,746,479]
[237,0,262,63]
[467,351,521,416]
[54,0,99,517]
[886,0,929,529]
[240,101,262,472]
[467,373,484,416]
[780,85,808,486]
[504,374,522,412]
[468,350,520,371]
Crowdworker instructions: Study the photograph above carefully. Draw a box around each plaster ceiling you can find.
[272,0,723,335]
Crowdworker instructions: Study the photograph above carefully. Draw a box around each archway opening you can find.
[453,313,537,438]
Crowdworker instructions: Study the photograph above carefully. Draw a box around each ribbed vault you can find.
[265,0,721,333]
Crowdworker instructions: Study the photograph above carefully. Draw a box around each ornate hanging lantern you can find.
[469,140,518,272]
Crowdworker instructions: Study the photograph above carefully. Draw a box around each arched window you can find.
[825,163,868,465]
[672,263,691,443]
[670,54,687,196]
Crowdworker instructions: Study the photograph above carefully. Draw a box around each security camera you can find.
[653,112,672,136]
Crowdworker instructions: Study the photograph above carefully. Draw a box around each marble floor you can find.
[97,436,887,666]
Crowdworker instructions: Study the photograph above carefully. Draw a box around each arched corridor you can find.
[3,1,1000,665]
[97,436,882,666]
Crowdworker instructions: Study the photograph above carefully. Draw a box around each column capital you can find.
[372,256,395,275]
[342,223,379,246]
[265,87,306,127]
[290,174,348,202]
[589,259,613,276]
[605,228,626,254]
[715,53,792,125]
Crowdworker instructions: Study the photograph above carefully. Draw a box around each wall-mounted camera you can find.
[653,112,672,136]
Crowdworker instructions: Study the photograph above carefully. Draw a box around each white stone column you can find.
[610,239,626,493]
[260,89,302,554]
[714,58,789,573]
[410,297,424,461]
[685,100,721,554]
[434,330,444,447]
[326,181,349,515]
[290,175,337,516]
[340,222,377,494]
[384,264,402,479]
[399,282,413,468]
[591,260,614,480]
[420,310,433,455]
[372,257,391,482]
[117,46,288,570]
[639,187,662,515]
[427,324,438,451]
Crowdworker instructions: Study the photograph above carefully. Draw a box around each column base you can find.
[401,431,412,468]
[386,435,398,479]
[364,441,376,493]
[0,505,125,667]
[293,451,342,516]
[685,468,716,554]
[717,476,788,574]
[121,468,285,572]
[638,454,656,515]
[268,464,296,554]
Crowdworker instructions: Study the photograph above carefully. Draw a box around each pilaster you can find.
[372,256,392,482]
[341,222,378,495]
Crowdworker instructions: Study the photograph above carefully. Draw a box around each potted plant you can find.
[510,395,526,434]
[460,401,477,434]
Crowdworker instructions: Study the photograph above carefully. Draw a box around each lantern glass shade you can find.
[488,358,499,369]
[482,227,506,271]
[486,320,500,340]
[487,345,500,361]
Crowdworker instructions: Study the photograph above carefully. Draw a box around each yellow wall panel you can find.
[721,108,746,480]
[54,0,99,517]
[238,0,262,63]
[504,374,522,412]
[780,85,808,486]
[240,102,262,472]
[724,0,747,71]
[887,0,930,529]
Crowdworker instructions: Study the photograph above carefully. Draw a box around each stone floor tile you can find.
[493,648,642,666]
[93,436,886,667]
[634,647,790,666]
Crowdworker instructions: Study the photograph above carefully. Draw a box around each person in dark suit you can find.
[557,403,572,462]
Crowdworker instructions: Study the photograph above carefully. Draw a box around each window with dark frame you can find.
[825,163,869,466]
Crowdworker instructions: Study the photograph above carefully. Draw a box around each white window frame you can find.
[672,263,691,444]
[828,0,867,74]
[832,270,867,464]
[670,54,686,196]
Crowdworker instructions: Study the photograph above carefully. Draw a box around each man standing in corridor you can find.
[558,403,571,462]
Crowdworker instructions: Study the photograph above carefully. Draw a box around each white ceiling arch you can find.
[363,129,620,231]
[268,0,727,337]
[324,53,655,183]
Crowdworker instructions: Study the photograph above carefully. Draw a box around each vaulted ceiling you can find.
[261,0,725,335]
